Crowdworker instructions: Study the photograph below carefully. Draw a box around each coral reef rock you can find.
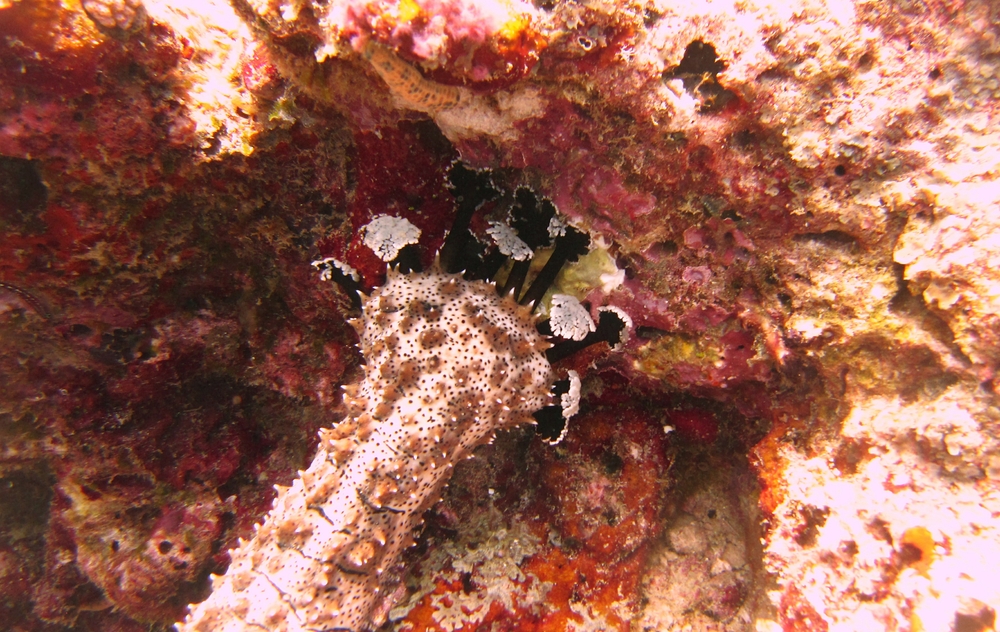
[2,0,1000,630]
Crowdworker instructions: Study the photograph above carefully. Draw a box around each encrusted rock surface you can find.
[2,0,1000,630]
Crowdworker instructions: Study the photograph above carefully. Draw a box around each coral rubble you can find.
[2,0,1000,630]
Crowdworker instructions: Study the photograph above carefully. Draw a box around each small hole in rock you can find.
[647,240,678,257]
[602,450,624,475]
[730,128,757,149]
[636,326,669,340]
[663,40,737,112]
[0,156,49,224]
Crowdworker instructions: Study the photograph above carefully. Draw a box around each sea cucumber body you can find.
[178,268,554,632]
[362,41,469,112]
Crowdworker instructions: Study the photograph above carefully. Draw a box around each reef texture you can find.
[3,0,1000,631]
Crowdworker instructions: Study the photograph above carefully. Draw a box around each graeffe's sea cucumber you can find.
[178,179,627,632]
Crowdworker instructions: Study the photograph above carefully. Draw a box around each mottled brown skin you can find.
[178,267,554,632]
[362,42,469,112]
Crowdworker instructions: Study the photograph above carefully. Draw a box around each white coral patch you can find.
[362,215,422,262]
[599,267,626,293]
[486,221,533,261]
[549,294,595,341]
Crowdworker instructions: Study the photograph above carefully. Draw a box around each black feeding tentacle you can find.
[312,258,368,310]
[519,225,591,310]
[547,307,629,363]
[439,162,498,274]
[496,189,556,299]
[391,244,423,274]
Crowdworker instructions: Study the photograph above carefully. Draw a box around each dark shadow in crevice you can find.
[663,40,738,113]
[888,262,971,368]
[0,156,48,232]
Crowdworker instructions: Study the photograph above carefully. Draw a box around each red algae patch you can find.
[391,405,672,631]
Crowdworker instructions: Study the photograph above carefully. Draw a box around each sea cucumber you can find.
[178,175,629,631]
[177,265,558,631]
[362,41,469,113]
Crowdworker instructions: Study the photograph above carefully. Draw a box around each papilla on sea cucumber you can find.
[176,167,629,631]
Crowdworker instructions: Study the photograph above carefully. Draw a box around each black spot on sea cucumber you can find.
[636,326,669,340]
